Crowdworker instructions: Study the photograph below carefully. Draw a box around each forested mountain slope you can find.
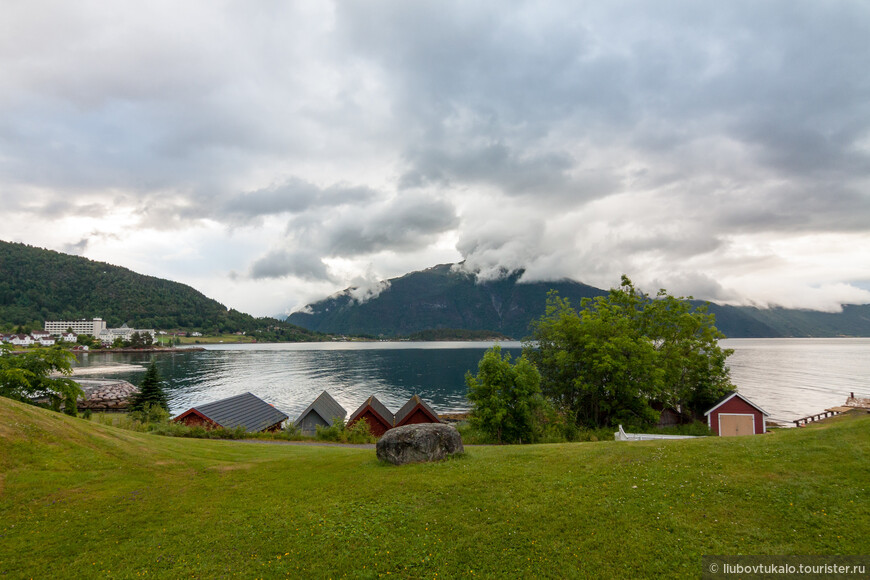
[288,263,870,339]
[0,240,321,339]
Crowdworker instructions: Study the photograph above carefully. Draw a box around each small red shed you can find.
[704,391,769,436]
[394,394,441,427]
[347,395,395,437]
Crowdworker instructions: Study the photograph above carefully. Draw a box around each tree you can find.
[0,345,83,414]
[129,361,169,412]
[525,276,733,429]
[128,331,152,349]
[465,345,546,444]
[641,289,734,417]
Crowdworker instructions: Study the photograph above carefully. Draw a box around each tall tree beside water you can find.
[465,346,546,444]
[129,362,169,413]
[525,276,733,429]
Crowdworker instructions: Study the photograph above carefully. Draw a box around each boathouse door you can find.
[719,414,755,436]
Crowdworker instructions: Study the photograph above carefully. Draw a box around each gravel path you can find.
[236,439,376,449]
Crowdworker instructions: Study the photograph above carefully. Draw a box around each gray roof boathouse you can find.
[173,392,289,432]
[294,391,347,435]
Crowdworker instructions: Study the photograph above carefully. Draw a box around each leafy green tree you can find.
[0,345,83,414]
[466,345,546,444]
[525,276,733,429]
[641,289,734,417]
[129,362,169,412]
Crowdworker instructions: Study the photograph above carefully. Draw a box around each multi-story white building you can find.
[44,318,107,337]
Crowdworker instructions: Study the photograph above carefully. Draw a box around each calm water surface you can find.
[70,338,870,424]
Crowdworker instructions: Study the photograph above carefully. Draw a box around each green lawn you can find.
[0,398,867,579]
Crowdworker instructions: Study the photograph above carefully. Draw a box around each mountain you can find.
[289,264,605,338]
[287,263,870,339]
[0,240,323,340]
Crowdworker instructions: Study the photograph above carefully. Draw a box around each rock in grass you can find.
[376,423,464,465]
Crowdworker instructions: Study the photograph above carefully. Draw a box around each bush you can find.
[81,408,92,420]
[129,402,170,425]
[315,417,377,444]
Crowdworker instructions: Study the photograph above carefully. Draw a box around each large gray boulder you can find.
[376,423,464,465]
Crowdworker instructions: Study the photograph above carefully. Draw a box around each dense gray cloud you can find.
[1,1,869,315]
[250,248,332,281]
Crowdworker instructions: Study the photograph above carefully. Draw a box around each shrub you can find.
[315,417,377,444]
[345,417,376,444]
[129,402,170,426]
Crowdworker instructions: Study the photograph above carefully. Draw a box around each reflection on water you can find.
[71,339,870,424]
[720,338,869,423]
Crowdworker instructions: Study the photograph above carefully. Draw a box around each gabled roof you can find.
[704,391,769,417]
[394,394,441,426]
[349,395,395,427]
[187,392,289,432]
[294,391,347,427]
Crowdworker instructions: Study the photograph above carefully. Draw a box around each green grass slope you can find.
[1,397,867,578]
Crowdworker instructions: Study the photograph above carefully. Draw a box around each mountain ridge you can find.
[288,263,870,339]
[0,240,323,340]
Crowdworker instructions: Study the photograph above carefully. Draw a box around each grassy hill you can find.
[288,263,870,338]
[0,240,323,340]
[1,396,867,578]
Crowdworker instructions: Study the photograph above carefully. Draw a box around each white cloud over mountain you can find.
[2,0,869,315]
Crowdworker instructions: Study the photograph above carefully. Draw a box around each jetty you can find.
[793,392,870,427]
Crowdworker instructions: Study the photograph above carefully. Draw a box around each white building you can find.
[44,318,107,337]
[98,324,156,344]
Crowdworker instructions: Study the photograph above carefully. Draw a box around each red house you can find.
[394,395,441,427]
[704,392,769,436]
[347,395,395,437]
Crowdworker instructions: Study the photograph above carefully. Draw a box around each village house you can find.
[8,334,35,346]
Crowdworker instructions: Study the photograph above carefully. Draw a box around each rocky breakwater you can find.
[76,379,139,411]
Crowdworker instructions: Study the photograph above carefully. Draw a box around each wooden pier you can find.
[793,393,870,427]
[793,408,847,427]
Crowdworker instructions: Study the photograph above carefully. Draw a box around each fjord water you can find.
[71,338,870,425]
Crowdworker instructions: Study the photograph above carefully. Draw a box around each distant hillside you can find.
[288,263,870,338]
[0,240,323,340]
[289,265,607,339]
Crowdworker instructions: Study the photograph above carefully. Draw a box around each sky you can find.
[2,1,870,317]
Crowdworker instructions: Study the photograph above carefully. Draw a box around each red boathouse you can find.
[394,394,441,427]
[347,395,395,437]
[705,392,769,436]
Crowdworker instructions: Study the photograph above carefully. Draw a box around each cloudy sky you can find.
[2,1,870,316]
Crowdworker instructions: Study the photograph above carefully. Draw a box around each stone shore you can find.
[76,379,139,411]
